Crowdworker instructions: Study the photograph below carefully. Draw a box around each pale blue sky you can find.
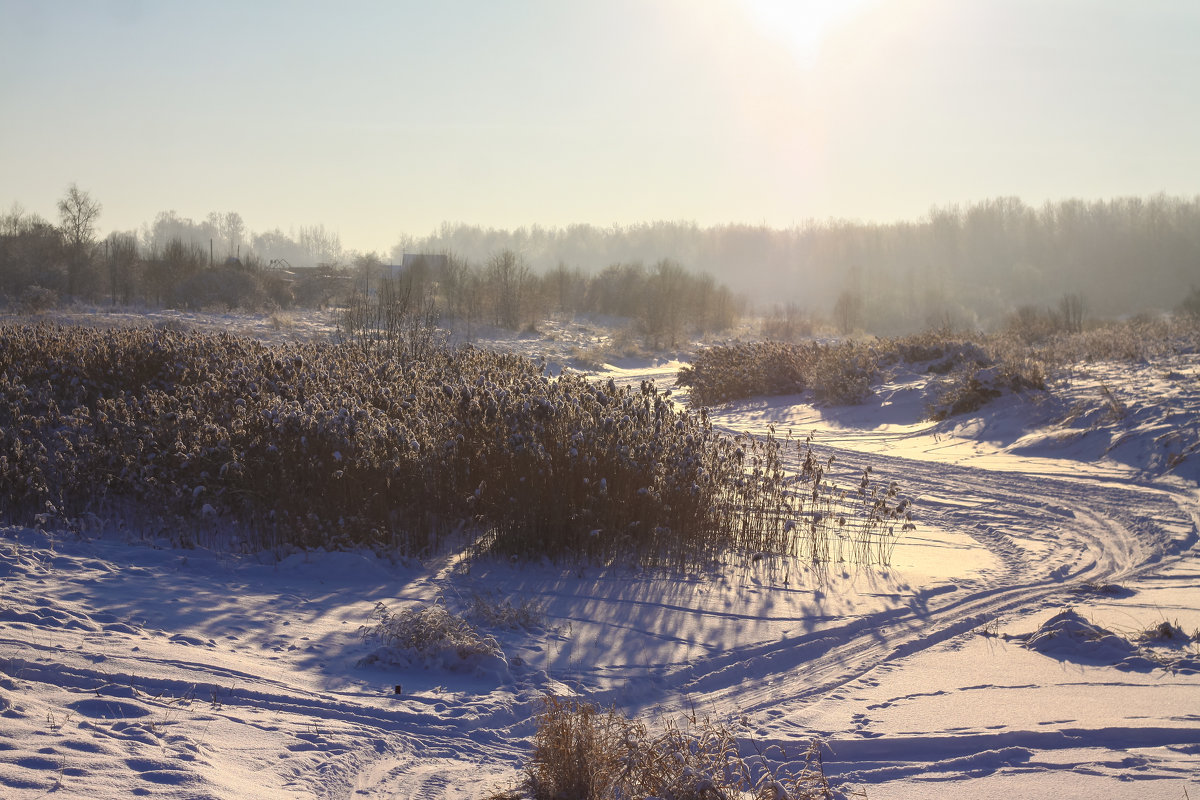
[3,0,1199,254]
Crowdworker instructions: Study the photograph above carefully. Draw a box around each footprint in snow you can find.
[168,633,213,647]
[66,698,152,720]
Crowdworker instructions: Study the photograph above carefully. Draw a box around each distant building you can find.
[401,253,448,272]
[379,254,447,283]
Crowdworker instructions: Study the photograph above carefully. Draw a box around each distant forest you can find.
[3,192,1199,335]
[399,195,1200,333]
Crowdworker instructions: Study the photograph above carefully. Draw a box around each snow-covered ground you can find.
[1,309,1198,798]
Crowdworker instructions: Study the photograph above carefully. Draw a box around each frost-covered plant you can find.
[357,600,499,666]
[787,440,915,567]
[805,342,875,406]
[677,336,940,409]
[19,285,58,312]
[990,313,1200,367]
[677,341,808,406]
[680,328,1056,418]
[1135,620,1191,645]
[468,592,546,630]
[927,363,1045,421]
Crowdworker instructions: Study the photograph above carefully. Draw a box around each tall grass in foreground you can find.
[0,323,908,569]
[498,695,840,800]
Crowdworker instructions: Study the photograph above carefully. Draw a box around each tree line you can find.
[7,186,1200,336]
[0,185,742,348]
[348,251,740,348]
[395,195,1200,333]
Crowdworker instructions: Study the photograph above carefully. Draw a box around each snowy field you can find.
[1,309,1198,798]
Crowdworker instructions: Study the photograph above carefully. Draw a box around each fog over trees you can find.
[3,190,1200,336]
[398,195,1200,333]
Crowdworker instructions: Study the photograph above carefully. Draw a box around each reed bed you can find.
[0,323,909,569]
[681,316,1200,419]
[678,330,1047,416]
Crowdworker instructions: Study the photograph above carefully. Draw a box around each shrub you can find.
[468,592,547,630]
[18,285,57,312]
[676,341,808,407]
[678,335,991,410]
[1004,304,1062,345]
[357,600,501,671]
[760,304,813,343]
[1013,314,1200,365]
[806,342,875,405]
[928,363,1046,421]
[679,326,1068,419]
[175,266,267,311]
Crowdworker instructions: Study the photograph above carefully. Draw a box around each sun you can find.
[738,0,879,69]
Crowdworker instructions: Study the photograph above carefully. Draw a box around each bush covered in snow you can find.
[678,332,1002,410]
[927,363,1046,421]
[357,601,506,675]
[676,341,809,406]
[681,315,1200,418]
[1010,608,1200,674]
[678,315,1196,418]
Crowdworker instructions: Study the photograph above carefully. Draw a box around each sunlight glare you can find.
[739,0,878,68]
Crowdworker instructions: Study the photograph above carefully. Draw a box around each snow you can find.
[1,310,1198,797]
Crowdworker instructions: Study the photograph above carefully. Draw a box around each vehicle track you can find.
[660,428,1198,725]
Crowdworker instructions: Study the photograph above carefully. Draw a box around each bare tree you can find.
[1,202,29,237]
[297,224,343,266]
[642,259,687,349]
[57,183,101,298]
[0,204,63,297]
[1058,292,1085,334]
[486,249,532,330]
[833,290,863,335]
[105,232,139,305]
[441,254,483,339]
[207,211,246,260]
[543,262,586,314]
[354,251,383,296]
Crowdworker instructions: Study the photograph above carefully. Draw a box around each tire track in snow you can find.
[813,724,1200,783]
[651,432,1197,722]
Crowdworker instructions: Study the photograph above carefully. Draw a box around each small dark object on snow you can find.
[394,684,402,695]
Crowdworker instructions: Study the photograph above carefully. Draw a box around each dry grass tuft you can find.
[1135,620,1191,645]
[468,592,547,630]
[519,696,840,800]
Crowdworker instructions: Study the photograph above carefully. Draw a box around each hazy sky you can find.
[3,0,1199,254]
